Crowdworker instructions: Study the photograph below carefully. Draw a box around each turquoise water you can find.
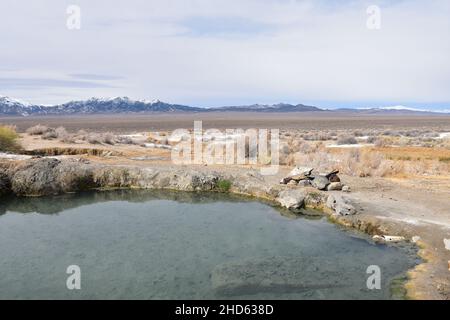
[0,190,418,299]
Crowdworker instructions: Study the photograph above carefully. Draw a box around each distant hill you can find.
[0,95,448,116]
[213,103,323,112]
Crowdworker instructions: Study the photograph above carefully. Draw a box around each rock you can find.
[0,170,11,196]
[342,185,351,193]
[281,167,313,184]
[327,182,343,191]
[288,166,313,177]
[444,239,450,251]
[311,175,330,190]
[411,236,421,243]
[290,174,310,182]
[276,189,307,212]
[325,169,339,178]
[373,235,406,243]
[10,158,98,196]
[326,194,357,216]
[287,180,298,186]
[56,161,97,192]
[211,256,355,296]
[297,180,311,187]
[11,158,61,196]
[328,174,341,183]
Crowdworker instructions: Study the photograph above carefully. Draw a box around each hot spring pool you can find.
[0,190,418,299]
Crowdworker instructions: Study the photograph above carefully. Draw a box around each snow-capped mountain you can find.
[0,96,200,116]
[1,95,449,116]
[50,97,199,114]
[0,95,48,116]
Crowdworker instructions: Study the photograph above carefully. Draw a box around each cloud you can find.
[69,73,124,81]
[180,16,275,37]
[0,77,116,89]
[0,0,449,110]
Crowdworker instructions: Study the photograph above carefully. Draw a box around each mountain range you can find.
[0,95,448,116]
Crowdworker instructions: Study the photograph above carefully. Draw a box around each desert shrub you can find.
[42,130,57,140]
[382,130,401,137]
[336,135,357,145]
[423,132,439,138]
[53,127,75,143]
[86,132,116,145]
[102,132,116,145]
[87,133,103,144]
[302,132,333,141]
[0,125,21,152]
[76,130,88,141]
[217,179,232,192]
[403,130,421,137]
[117,136,134,144]
[374,137,389,147]
[55,126,68,138]
[26,124,50,135]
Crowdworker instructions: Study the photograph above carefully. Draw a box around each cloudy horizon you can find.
[1,0,449,111]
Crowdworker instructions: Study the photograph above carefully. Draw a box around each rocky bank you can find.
[0,158,356,217]
[0,157,448,300]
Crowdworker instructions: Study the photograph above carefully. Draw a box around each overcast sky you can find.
[1,0,449,110]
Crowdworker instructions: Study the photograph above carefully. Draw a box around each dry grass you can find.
[372,146,450,161]
[283,140,450,178]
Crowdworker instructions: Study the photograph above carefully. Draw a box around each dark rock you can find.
[325,169,339,178]
[328,174,341,182]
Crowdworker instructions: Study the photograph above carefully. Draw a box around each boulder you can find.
[311,175,330,190]
[287,180,298,186]
[342,185,351,193]
[11,158,61,196]
[297,180,311,187]
[9,158,98,196]
[328,174,341,183]
[326,194,356,216]
[327,182,343,191]
[325,169,339,178]
[276,189,307,211]
[290,174,310,182]
[280,167,313,184]
[288,166,313,177]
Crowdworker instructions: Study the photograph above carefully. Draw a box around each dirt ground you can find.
[3,113,450,132]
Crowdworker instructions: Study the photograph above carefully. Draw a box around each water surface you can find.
[0,190,418,299]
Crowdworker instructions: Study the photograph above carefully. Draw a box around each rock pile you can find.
[280,166,350,192]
